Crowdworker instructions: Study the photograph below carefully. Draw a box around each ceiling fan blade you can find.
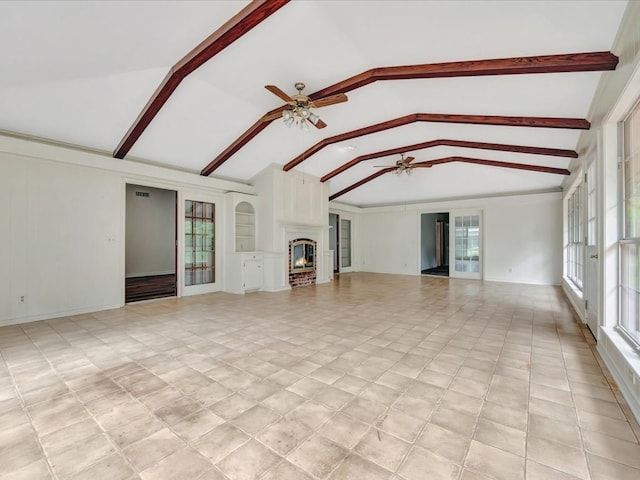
[373,165,393,168]
[313,118,327,129]
[311,93,348,108]
[411,162,433,168]
[405,156,415,163]
[265,85,293,102]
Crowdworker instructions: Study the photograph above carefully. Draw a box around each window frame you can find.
[566,183,584,291]
[618,97,640,349]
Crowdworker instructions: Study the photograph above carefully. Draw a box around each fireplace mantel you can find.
[252,164,332,292]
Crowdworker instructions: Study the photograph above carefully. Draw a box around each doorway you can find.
[329,213,352,274]
[451,211,482,280]
[584,160,599,339]
[421,213,449,276]
[125,184,177,302]
[330,213,339,273]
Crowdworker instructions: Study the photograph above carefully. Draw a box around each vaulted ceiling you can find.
[0,1,629,206]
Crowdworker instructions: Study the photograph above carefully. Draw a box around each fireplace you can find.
[291,239,315,272]
[289,239,316,287]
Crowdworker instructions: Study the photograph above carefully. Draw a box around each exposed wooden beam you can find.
[200,110,280,177]
[113,0,290,159]
[321,139,577,182]
[201,51,615,175]
[285,113,589,172]
[311,51,618,99]
[411,156,571,175]
[329,156,570,201]
[329,168,395,201]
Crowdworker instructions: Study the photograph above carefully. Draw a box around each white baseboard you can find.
[562,279,585,322]
[0,302,123,327]
[261,285,291,293]
[597,328,640,426]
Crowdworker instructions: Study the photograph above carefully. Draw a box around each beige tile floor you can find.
[1,273,639,480]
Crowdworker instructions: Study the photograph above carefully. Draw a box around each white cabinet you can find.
[243,254,263,291]
[225,253,263,294]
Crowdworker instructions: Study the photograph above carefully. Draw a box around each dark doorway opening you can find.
[421,213,449,276]
[125,184,177,302]
[329,213,339,273]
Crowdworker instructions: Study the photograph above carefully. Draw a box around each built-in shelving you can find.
[235,201,255,252]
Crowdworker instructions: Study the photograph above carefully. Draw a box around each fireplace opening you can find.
[291,240,315,273]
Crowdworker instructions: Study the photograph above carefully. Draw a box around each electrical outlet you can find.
[19,295,25,303]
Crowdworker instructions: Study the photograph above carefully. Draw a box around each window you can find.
[620,99,640,346]
[566,184,584,289]
[185,200,215,286]
[587,163,597,246]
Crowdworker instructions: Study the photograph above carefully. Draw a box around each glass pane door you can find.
[585,162,600,336]
[185,200,215,286]
[452,213,481,279]
[340,219,352,268]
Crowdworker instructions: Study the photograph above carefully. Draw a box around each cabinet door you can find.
[243,259,263,291]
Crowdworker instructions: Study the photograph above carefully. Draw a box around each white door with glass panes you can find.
[584,162,600,338]
[340,218,352,271]
[181,195,220,296]
[450,211,482,280]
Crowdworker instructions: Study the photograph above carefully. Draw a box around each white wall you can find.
[125,184,176,277]
[0,134,253,326]
[0,153,123,325]
[356,192,562,285]
[562,1,640,423]
[484,195,562,284]
[360,211,420,275]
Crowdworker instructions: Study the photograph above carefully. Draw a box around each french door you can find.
[340,218,352,269]
[584,161,600,338]
[450,211,482,280]
[181,194,220,296]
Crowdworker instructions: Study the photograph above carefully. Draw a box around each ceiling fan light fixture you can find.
[374,153,416,176]
[266,82,343,131]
